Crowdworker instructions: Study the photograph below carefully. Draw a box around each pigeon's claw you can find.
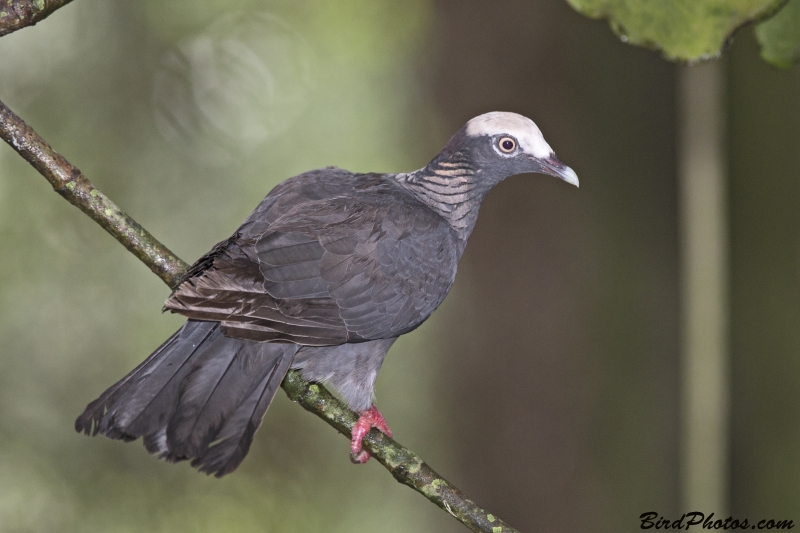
[350,449,371,464]
[350,405,392,464]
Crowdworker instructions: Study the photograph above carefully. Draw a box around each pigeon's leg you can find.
[350,405,392,464]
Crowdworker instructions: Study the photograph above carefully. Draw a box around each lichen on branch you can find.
[281,370,521,533]
[0,99,188,288]
[0,0,75,36]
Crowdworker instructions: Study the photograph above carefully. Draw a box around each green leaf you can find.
[756,0,800,67]
[566,0,785,62]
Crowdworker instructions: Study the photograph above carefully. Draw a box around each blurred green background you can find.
[0,0,798,531]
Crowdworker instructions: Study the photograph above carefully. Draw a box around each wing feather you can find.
[165,171,462,344]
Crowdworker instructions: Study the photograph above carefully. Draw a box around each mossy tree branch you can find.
[281,371,520,533]
[0,100,189,289]
[0,102,520,532]
[0,0,75,36]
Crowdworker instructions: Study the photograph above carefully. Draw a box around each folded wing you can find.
[165,174,459,345]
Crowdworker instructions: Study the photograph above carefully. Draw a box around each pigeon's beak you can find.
[538,154,579,187]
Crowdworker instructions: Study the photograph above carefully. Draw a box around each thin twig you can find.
[0,0,75,37]
[0,95,520,533]
[0,100,188,288]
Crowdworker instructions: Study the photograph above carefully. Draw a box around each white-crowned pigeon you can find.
[76,111,579,476]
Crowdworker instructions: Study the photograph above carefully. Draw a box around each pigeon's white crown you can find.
[465,111,553,159]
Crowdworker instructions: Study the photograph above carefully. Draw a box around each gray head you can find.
[400,111,578,238]
[441,111,579,187]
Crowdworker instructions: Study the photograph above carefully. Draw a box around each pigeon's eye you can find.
[498,137,516,153]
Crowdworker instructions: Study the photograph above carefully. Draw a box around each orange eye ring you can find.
[498,136,516,153]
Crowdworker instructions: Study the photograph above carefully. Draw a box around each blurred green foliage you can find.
[566,0,800,65]
[756,0,800,67]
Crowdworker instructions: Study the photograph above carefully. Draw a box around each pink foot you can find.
[350,405,392,464]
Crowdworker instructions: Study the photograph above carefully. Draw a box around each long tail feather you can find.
[75,320,217,438]
[75,320,297,476]
[192,345,294,477]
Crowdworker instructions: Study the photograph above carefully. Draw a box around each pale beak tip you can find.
[561,166,579,188]
[540,154,580,188]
